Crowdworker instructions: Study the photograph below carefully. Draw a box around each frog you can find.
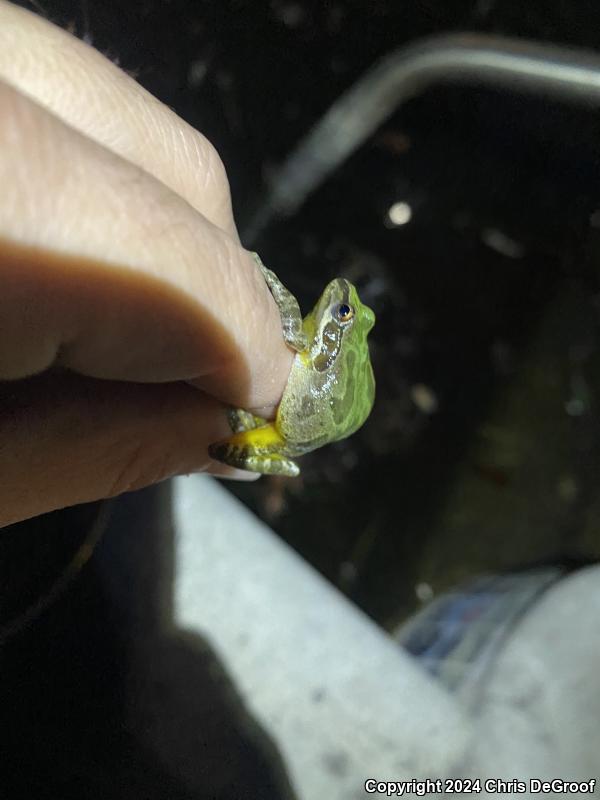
[208,254,376,477]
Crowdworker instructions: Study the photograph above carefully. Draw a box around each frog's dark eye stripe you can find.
[335,303,354,324]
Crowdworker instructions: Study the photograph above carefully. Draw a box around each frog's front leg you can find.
[208,423,300,477]
[252,253,308,353]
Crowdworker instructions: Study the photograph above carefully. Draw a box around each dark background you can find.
[3,1,600,797]
[7,0,600,642]
[35,0,600,625]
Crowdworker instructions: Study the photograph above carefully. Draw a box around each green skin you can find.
[208,254,376,477]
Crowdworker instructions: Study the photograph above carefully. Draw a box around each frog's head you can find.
[307,278,374,364]
[303,277,376,442]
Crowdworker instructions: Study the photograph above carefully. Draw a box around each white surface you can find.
[173,474,468,800]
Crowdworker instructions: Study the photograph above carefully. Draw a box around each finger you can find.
[0,0,237,238]
[0,370,255,528]
[0,80,292,412]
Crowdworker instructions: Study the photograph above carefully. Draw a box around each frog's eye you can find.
[335,303,354,324]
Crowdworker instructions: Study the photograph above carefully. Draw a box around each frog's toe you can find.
[227,408,267,433]
[286,329,309,353]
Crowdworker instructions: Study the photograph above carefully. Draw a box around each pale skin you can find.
[0,1,294,527]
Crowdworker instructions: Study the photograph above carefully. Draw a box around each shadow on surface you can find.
[0,485,295,800]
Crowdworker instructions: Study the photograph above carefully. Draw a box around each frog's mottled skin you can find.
[208,254,375,476]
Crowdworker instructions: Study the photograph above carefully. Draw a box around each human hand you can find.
[0,1,293,526]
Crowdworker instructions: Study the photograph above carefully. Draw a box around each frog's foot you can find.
[252,253,308,353]
[208,423,300,477]
[227,408,267,433]
[209,443,300,477]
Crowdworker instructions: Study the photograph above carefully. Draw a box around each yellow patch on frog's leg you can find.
[227,408,267,433]
[208,423,300,477]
